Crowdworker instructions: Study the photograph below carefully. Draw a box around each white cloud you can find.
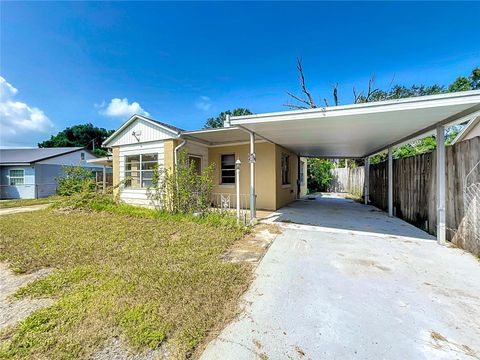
[0,76,54,147]
[99,98,150,119]
[195,96,212,111]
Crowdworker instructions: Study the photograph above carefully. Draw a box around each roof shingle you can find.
[0,147,86,164]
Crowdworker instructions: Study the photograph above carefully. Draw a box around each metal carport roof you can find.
[230,90,480,158]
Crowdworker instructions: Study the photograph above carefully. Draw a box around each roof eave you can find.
[230,90,480,124]
[103,114,181,147]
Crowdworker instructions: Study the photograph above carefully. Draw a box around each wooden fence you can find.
[330,167,364,196]
[335,136,480,255]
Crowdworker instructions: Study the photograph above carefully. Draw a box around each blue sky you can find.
[1,1,479,147]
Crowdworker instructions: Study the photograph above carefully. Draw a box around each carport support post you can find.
[388,147,393,217]
[235,159,241,224]
[436,125,446,245]
[102,165,106,194]
[249,132,256,222]
[364,157,370,205]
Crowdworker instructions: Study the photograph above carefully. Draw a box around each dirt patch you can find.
[0,204,50,216]
[223,223,282,264]
[430,331,479,358]
[0,263,53,330]
[349,258,392,273]
[91,338,167,360]
[332,257,393,277]
[294,345,306,357]
[253,339,263,350]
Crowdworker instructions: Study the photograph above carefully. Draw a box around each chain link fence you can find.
[456,161,480,255]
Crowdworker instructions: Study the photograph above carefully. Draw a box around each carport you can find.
[229,90,480,244]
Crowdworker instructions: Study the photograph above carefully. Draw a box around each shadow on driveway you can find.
[264,193,435,241]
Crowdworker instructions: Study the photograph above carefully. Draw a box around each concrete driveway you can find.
[201,194,480,360]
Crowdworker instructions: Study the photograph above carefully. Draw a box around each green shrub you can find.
[307,158,335,192]
[56,166,96,196]
[147,150,215,214]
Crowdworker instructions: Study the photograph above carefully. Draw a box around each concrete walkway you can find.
[0,204,50,216]
[201,194,480,360]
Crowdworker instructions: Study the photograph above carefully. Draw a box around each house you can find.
[0,147,105,199]
[103,115,306,210]
[451,115,480,144]
[104,91,480,237]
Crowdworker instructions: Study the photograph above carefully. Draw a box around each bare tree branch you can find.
[365,75,378,102]
[333,83,338,106]
[353,87,364,103]
[283,103,309,110]
[295,57,316,108]
[324,98,329,107]
[286,91,311,106]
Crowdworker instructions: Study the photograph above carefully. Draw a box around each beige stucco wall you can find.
[208,142,277,210]
[275,145,299,209]
[208,142,300,211]
[112,147,120,197]
[163,139,178,171]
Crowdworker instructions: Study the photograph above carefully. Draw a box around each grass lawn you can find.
[0,208,251,359]
[0,197,60,209]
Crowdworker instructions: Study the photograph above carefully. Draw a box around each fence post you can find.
[235,159,241,224]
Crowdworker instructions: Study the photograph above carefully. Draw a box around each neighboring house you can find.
[103,115,304,209]
[451,116,480,144]
[0,148,104,199]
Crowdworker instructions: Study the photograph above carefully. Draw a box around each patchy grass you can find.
[0,208,251,359]
[0,197,60,209]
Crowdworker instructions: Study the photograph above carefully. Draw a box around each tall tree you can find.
[38,123,114,156]
[204,108,253,128]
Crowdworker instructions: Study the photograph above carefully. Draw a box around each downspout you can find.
[174,137,187,166]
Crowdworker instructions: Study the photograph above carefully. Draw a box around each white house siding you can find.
[185,140,209,171]
[37,149,99,166]
[35,151,102,198]
[0,165,36,199]
[119,141,165,206]
[34,164,104,198]
[108,118,177,147]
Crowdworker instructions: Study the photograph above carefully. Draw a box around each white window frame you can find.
[220,154,236,184]
[9,168,25,186]
[124,153,158,189]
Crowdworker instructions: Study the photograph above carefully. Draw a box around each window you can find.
[281,153,290,185]
[9,169,25,185]
[124,153,158,188]
[188,155,202,175]
[221,154,235,184]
